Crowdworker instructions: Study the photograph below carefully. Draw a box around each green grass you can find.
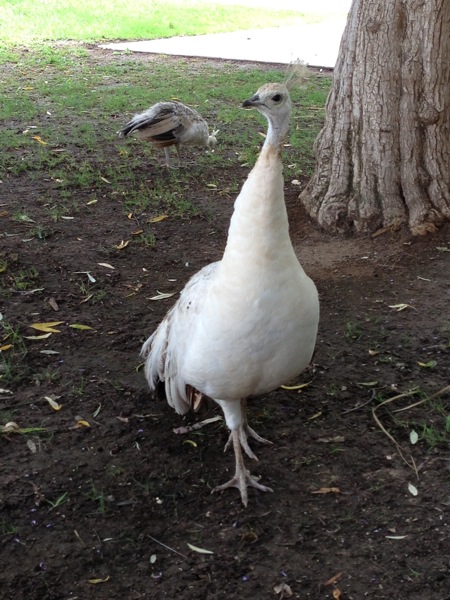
[0,45,330,211]
[0,0,316,47]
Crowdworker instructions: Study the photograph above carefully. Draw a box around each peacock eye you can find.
[272,94,282,102]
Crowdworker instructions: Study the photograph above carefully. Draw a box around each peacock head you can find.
[242,83,291,120]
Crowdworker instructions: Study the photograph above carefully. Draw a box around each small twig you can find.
[341,390,377,414]
[74,529,86,547]
[392,384,450,413]
[147,534,187,559]
[372,389,422,477]
[173,415,222,435]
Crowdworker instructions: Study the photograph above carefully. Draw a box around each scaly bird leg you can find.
[212,427,273,506]
[224,398,273,459]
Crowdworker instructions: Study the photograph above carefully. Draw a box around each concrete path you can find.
[101,17,347,68]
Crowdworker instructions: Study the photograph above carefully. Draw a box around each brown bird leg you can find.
[212,426,273,506]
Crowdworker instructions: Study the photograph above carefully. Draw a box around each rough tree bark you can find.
[300,0,450,234]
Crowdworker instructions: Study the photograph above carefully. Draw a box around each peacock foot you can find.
[212,468,273,507]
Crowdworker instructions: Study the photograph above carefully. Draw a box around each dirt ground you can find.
[1,49,450,600]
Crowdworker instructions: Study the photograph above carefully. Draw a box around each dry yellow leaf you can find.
[30,321,64,333]
[69,324,95,331]
[45,396,62,411]
[32,135,47,145]
[114,240,129,250]
[88,576,110,584]
[183,439,197,448]
[0,344,12,352]
[1,421,20,433]
[148,215,168,223]
[24,333,53,340]
[281,382,310,390]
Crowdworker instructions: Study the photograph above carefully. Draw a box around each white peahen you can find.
[141,82,320,505]
[117,101,218,167]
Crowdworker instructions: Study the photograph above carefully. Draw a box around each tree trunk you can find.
[300,0,450,235]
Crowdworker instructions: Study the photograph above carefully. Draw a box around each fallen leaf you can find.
[183,439,198,448]
[86,199,97,205]
[69,324,95,330]
[47,297,59,311]
[100,176,111,184]
[88,576,110,584]
[132,229,144,235]
[332,589,342,599]
[186,543,214,555]
[24,333,53,340]
[93,404,102,418]
[274,582,293,597]
[385,535,408,539]
[32,135,48,145]
[356,381,378,387]
[27,439,37,454]
[389,303,414,311]
[408,482,418,496]
[417,360,437,368]
[30,321,64,333]
[98,262,115,270]
[311,487,341,494]
[60,216,74,220]
[1,421,20,433]
[114,240,129,250]
[40,350,60,355]
[45,396,62,411]
[308,411,322,420]
[280,382,311,390]
[148,215,168,223]
[324,572,343,586]
[410,430,419,445]
[0,344,12,351]
[149,291,176,301]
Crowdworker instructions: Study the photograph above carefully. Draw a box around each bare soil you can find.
[1,48,450,600]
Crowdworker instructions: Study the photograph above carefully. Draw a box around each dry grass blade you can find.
[391,384,450,414]
[372,389,421,477]
[372,384,450,476]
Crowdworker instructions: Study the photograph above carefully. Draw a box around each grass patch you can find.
[0,0,317,47]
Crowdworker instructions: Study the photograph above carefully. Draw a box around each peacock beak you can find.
[242,94,260,108]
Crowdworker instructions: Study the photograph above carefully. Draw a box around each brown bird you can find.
[141,83,319,505]
[117,101,218,167]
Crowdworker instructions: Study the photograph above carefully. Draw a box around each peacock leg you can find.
[212,427,273,506]
[224,398,273,458]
